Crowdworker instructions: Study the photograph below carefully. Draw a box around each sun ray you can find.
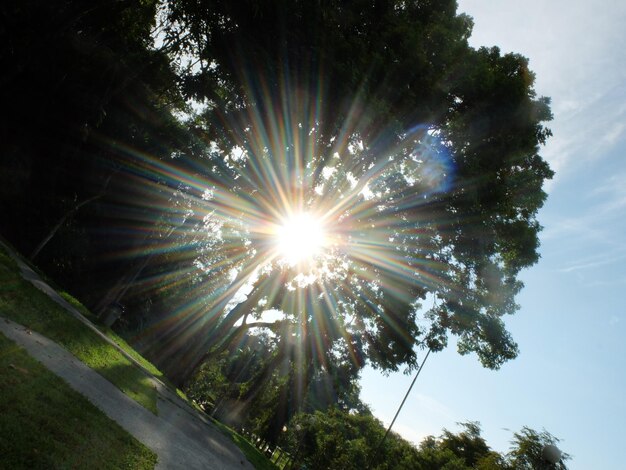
[100,63,458,388]
[273,212,328,266]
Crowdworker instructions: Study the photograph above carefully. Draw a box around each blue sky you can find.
[360,1,626,468]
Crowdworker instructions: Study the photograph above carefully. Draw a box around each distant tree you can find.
[417,423,569,470]
[185,324,365,443]
[439,422,493,467]
[507,427,569,469]
[280,408,420,470]
[416,423,501,470]
[279,417,569,470]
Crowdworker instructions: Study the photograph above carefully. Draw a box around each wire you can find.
[373,349,431,459]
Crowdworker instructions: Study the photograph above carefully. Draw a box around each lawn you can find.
[0,246,157,414]
[58,290,190,401]
[0,332,157,469]
[0,242,279,469]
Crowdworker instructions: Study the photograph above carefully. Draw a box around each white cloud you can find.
[603,121,626,147]
[411,393,457,421]
[541,216,605,244]
[541,167,626,254]
[558,251,626,274]
[588,278,626,288]
[571,172,626,230]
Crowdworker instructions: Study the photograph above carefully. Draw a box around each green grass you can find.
[59,291,163,376]
[0,244,281,469]
[0,332,158,469]
[0,247,158,414]
[59,291,99,322]
[58,290,191,402]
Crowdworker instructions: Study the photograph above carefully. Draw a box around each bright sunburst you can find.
[274,212,327,265]
[109,70,455,385]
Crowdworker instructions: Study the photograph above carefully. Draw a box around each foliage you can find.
[186,352,231,408]
[141,1,558,440]
[278,413,569,470]
[508,427,570,470]
[0,333,157,469]
[0,0,555,441]
[279,408,396,470]
[205,416,280,470]
[185,330,366,444]
[0,0,187,310]
[416,423,504,470]
[155,0,554,385]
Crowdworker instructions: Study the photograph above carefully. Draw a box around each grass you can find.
[0,247,158,414]
[0,243,280,469]
[58,290,191,402]
[59,292,163,376]
[0,332,158,469]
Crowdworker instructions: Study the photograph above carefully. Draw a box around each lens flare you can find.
[274,212,327,265]
[100,67,457,391]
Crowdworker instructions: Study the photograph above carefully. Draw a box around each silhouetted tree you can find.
[156,0,553,387]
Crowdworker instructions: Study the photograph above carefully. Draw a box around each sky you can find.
[360,1,626,468]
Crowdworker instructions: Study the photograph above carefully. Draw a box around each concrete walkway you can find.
[0,241,255,470]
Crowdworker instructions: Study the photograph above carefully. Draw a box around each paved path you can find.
[0,241,255,470]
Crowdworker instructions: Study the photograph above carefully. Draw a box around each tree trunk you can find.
[170,268,285,387]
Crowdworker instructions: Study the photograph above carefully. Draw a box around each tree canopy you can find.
[278,413,569,470]
[145,0,554,383]
[1,0,553,437]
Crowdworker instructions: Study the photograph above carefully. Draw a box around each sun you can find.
[274,212,327,265]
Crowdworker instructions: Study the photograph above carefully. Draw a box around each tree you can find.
[279,408,420,470]
[507,427,570,470]
[278,416,569,470]
[0,0,555,424]
[150,0,554,390]
[416,423,570,470]
[0,0,189,306]
[186,319,365,442]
